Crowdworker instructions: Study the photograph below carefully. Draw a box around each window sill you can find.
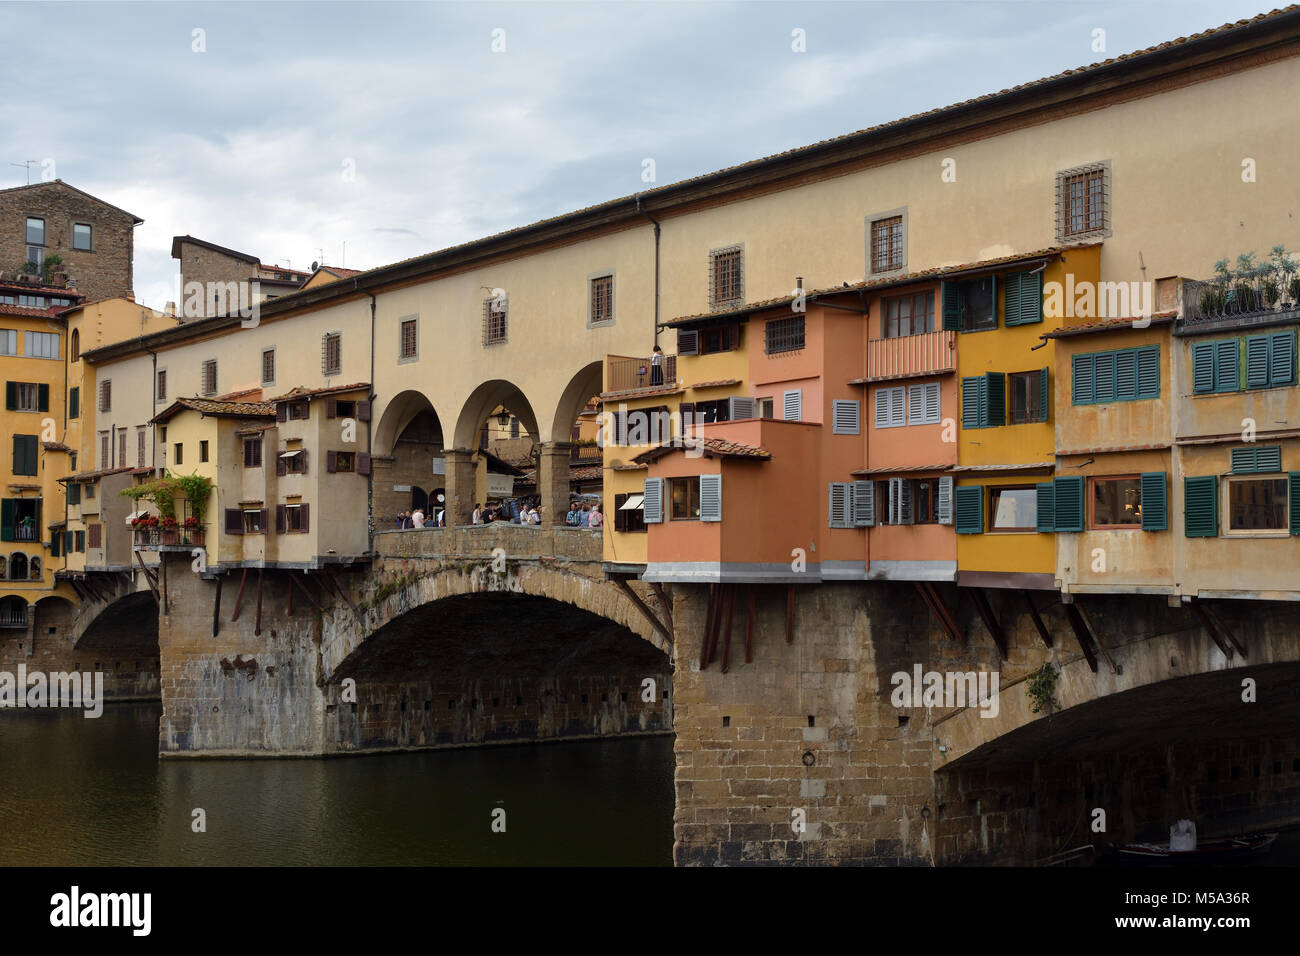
[987,529,1038,534]
[1223,531,1290,538]
[397,355,419,364]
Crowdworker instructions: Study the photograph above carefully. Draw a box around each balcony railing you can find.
[606,354,677,392]
[865,330,956,381]
[9,525,38,542]
[1184,274,1300,326]
[134,527,206,549]
[0,609,28,628]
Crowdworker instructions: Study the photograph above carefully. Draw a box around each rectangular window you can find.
[1073,346,1160,404]
[99,379,111,412]
[25,331,59,359]
[870,216,904,273]
[697,324,739,355]
[68,386,79,419]
[906,382,941,425]
[1057,163,1109,240]
[783,389,802,422]
[765,316,805,354]
[99,432,109,469]
[756,397,774,419]
[669,476,701,520]
[244,438,263,467]
[0,329,16,355]
[1009,369,1046,424]
[137,428,146,467]
[590,276,614,325]
[199,440,209,463]
[201,360,217,397]
[710,246,743,307]
[286,504,304,532]
[331,451,356,473]
[243,509,266,534]
[613,493,647,534]
[884,292,934,337]
[322,332,342,374]
[483,297,508,346]
[960,373,1005,428]
[67,481,80,506]
[875,386,906,429]
[73,223,92,251]
[9,382,41,411]
[1226,477,1289,534]
[832,400,860,435]
[1002,270,1044,326]
[76,531,85,552]
[156,369,167,401]
[261,349,275,385]
[283,449,308,475]
[1090,476,1142,529]
[11,435,38,476]
[173,443,183,466]
[85,481,94,499]
[989,486,1037,532]
[954,485,984,534]
[400,318,418,359]
[942,276,997,332]
[913,478,938,524]
[828,482,854,529]
[25,217,44,245]
[118,430,127,468]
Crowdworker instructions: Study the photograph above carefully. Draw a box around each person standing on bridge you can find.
[588,504,604,529]
[411,508,426,529]
[650,344,664,386]
[472,503,482,525]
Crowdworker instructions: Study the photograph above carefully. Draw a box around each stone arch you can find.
[550,361,604,444]
[69,588,158,649]
[320,561,670,683]
[28,556,40,580]
[373,389,445,458]
[0,594,29,627]
[452,379,541,450]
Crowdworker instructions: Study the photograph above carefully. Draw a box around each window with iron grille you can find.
[322,333,342,375]
[201,360,217,396]
[590,275,614,325]
[400,318,418,359]
[99,432,109,468]
[156,369,166,401]
[99,379,111,412]
[870,216,904,273]
[1056,161,1111,241]
[261,349,275,384]
[483,296,508,346]
[765,316,805,354]
[709,246,744,309]
[137,428,146,467]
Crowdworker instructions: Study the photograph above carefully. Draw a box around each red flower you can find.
[161,516,178,529]
[184,517,200,529]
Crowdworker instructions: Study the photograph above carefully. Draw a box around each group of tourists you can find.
[565,501,603,528]
[473,499,541,525]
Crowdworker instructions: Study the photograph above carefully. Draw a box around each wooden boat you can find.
[1109,832,1277,865]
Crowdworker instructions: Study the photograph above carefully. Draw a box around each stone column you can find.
[444,448,477,527]
[536,442,573,528]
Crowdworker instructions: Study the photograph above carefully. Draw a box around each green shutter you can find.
[1035,482,1055,532]
[68,482,80,506]
[1136,346,1160,398]
[941,281,963,331]
[1093,352,1116,402]
[1053,476,1084,532]
[1115,349,1137,399]
[1191,343,1215,394]
[37,383,49,412]
[961,376,982,429]
[1270,330,1295,386]
[0,499,13,541]
[1003,271,1043,326]
[1140,472,1167,531]
[1231,445,1281,474]
[69,387,79,419]
[50,530,61,558]
[1214,339,1240,393]
[1291,473,1300,535]
[954,485,983,534]
[1072,353,1095,404]
[4,381,15,410]
[12,435,27,476]
[1245,335,1270,388]
[984,372,1005,426]
[1037,366,1050,423]
[1184,475,1219,537]
[1230,447,1255,473]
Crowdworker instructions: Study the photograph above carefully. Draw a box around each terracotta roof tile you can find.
[611,462,648,471]
[151,397,277,423]
[633,437,771,464]
[600,385,684,401]
[851,463,953,476]
[687,379,742,390]
[1043,313,1176,338]
[269,382,371,402]
[60,466,134,483]
[42,441,72,452]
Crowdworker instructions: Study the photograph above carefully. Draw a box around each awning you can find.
[619,494,644,511]
[279,449,302,459]
[125,510,151,524]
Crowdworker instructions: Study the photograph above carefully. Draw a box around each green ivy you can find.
[1026,662,1060,715]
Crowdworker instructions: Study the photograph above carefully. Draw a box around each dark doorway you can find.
[411,487,428,512]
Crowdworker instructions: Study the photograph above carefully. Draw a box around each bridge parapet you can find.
[375,525,602,563]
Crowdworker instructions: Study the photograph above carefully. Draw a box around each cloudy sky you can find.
[0,0,1277,308]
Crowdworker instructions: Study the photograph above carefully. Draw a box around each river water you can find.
[0,703,675,866]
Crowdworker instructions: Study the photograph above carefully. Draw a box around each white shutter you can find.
[890,387,906,428]
[729,396,755,420]
[853,480,875,527]
[875,389,890,429]
[828,482,851,528]
[832,399,860,435]
[677,329,698,355]
[783,390,802,421]
[937,475,954,525]
[897,478,914,525]
[643,478,664,523]
[700,474,722,522]
[907,384,924,425]
[924,382,941,424]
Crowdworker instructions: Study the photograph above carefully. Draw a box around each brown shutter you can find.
[225,509,243,535]
[326,450,337,473]
[357,401,371,422]
[259,509,268,534]
[326,398,337,419]
[276,403,287,422]
[299,450,308,475]
[88,523,102,548]
[276,455,286,477]
[357,453,371,475]
[614,494,627,532]
[276,505,286,534]
[300,504,309,532]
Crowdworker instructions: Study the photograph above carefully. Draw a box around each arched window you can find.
[29,556,41,580]
[0,556,6,579]
[70,328,80,362]
[10,553,27,580]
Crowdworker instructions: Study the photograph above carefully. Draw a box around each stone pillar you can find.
[536,442,572,528]
[444,448,477,527]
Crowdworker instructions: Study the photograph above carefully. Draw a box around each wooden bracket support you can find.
[1024,592,1053,648]
[968,587,1008,660]
[613,577,673,644]
[915,582,965,646]
[1063,602,1099,673]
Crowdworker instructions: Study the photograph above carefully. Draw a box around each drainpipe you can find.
[635,194,661,348]
[360,280,377,553]
[146,348,157,469]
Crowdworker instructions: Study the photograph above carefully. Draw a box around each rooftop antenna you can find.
[9,161,39,185]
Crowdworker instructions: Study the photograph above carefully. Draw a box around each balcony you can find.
[1183,275,1300,332]
[862,330,956,382]
[606,354,677,393]
[133,527,206,550]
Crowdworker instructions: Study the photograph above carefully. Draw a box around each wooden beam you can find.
[744,588,755,664]
[612,577,672,644]
[785,584,795,644]
[1202,601,1246,658]
[287,571,328,615]
[231,567,248,622]
[648,581,673,632]
[968,588,1008,660]
[1073,601,1118,674]
[286,573,294,616]
[917,582,965,646]
[1191,598,1235,661]
[1063,603,1099,673]
[701,584,718,668]
[1024,592,1053,648]
[211,575,222,638]
[254,569,264,637]
[160,554,168,615]
[133,551,160,603]
[720,586,735,674]
[324,569,365,626]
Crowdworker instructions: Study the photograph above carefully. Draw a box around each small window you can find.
[284,449,307,474]
[243,509,265,534]
[261,349,275,385]
[244,437,263,468]
[322,332,342,375]
[709,246,744,308]
[201,360,217,397]
[756,397,775,419]
[85,481,95,499]
[199,440,209,463]
[884,292,934,337]
[335,400,356,419]
[334,451,356,473]
[399,318,418,359]
[832,400,860,435]
[1008,370,1045,424]
[870,215,904,273]
[952,277,996,331]
[699,325,739,355]
[612,493,647,533]
[1056,162,1110,241]
[590,275,614,325]
[173,443,183,465]
[25,217,44,245]
[156,369,167,401]
[68,386,79,419]
[137,428,146,467]
[0,329,16,355]
[99,432,109,468]
[11,382,40,411]
[1226,477,1288,534]
[1090,476,1142,529]
[765,316,805,354]
[287,401,309,421]
[70,329,80,362]
[25,331,59,359]
[73,223,92,251]
[989,486,1037,532]
[99,380,112,412]
[483,296,508,346]
[286,504,304,532]
[875,386,906,429]
[669,476,701,520]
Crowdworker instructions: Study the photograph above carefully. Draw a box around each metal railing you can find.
[866,330,956,380]
[134,528,206,548]
[606,354,676,392]
[0,608,29,628]
[1184,273,1300,324]
[10,525,37,542]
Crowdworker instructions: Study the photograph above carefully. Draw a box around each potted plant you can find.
[160,515,179,544]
